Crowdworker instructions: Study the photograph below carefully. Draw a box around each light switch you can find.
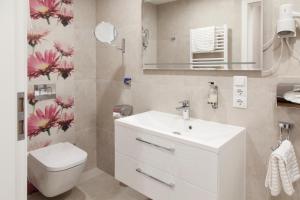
[233,76,247,109]
[234,76,246,87]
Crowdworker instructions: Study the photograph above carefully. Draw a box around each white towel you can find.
[190,26,215,53]
[265,140,300,196]
[274,140,300,195]
[265,154,281,196]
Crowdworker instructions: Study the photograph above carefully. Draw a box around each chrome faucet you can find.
[176,100,190,120]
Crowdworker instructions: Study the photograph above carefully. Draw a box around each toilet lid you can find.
[29,142,87,172]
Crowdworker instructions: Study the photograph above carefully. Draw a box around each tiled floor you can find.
[28,169,148,200]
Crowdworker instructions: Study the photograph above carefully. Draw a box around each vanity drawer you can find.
[115,124,218,193]
[115,125,177,173]
[115,152,174,200]
[115,153,217,200]
[176,144,218,193]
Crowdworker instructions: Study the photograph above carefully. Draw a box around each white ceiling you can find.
[145,0,177,5]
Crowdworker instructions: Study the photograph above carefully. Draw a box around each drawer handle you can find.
[136,168,175,188]
[136,137,175,152]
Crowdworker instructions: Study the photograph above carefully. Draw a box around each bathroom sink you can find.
[115,110,245,153]
[115,111,245,200]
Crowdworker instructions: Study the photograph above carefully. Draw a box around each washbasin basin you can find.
[115,110,245,153]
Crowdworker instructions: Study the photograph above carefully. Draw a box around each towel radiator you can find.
[190,25,228,69]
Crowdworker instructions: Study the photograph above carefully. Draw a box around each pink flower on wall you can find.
[27,0,76,151]
[61,0,73,5]
[28,104,60,138]
[28,50,60,80]
[27,29,49,49]
[30,0,60,24]
[54,42,74,57]
[55,96,74,109]
[58,112,74,131]
[57,61,74,79]
[56,8,74,27]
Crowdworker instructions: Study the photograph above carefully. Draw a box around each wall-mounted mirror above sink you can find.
[142,0,264,71]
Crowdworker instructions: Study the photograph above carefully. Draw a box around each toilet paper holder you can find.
[113,104,133,119]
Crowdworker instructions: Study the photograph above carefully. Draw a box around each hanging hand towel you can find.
[273,140,300,196]
[265,153,281,196]
[190,26,215,53]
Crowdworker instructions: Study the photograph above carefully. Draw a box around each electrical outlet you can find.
[233,76,247,109]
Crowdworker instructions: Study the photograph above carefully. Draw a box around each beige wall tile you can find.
[75,80,97,132]
[74,29,97,80]
[97,79,132,131]
[96,1,300,199]
[97,127,115,175]
[74,0,97,29]
[75,127,97,171]
[74,0,97,80]
[74,0,97,170]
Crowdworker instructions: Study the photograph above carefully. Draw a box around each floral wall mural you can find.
[27,0,75,152]
[27,0,77,194]
[28,97,74,138]
[27,0,98,194]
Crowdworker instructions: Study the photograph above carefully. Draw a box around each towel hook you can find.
[279,121,293,141]
[271,122,294,151]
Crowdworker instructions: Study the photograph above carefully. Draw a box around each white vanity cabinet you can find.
[115,111,245,200]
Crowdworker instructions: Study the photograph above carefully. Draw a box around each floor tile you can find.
[28,171,148,200]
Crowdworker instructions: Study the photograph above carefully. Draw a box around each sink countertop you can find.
[115,111,245,153]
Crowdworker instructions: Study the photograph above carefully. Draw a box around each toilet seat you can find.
[29,142,87,172]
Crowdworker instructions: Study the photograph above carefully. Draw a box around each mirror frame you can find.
[141,0,264,72]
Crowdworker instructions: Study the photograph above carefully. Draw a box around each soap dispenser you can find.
[208,82,218,109]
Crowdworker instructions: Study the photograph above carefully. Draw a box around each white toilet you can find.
[28,142,87,197]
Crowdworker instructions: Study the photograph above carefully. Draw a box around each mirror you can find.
[95,22,117,44]
[142,0,263,71]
